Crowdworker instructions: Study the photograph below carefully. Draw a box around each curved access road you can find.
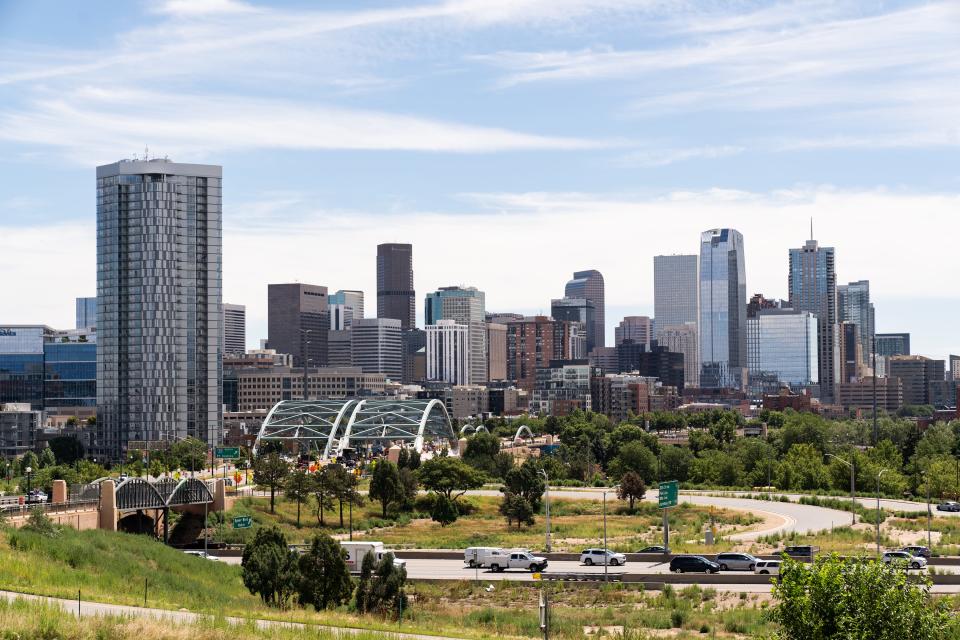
[467,488,851,540]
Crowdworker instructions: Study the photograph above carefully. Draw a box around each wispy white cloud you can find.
[615,145,745,167]
[150,0,260,17]
[0,87,608,163]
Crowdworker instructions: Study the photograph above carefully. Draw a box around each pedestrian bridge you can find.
[253,398,458,458]
[77,477,214,511]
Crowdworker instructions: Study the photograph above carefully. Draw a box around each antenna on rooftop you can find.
[144,145,150,161]
[810,217,814,240]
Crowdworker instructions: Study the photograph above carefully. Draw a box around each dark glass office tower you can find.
[377,243,415,329]
[564,269,605,352]
[96,159,222,459]
[267,283,328,368]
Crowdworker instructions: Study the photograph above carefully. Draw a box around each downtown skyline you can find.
[0,1,957,359]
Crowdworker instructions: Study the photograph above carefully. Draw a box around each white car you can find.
[184,550,221,561]
[754,560,781,575]
[882,551,926,570]
[580,548,627,567]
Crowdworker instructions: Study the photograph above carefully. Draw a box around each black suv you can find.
[669,555,720,574]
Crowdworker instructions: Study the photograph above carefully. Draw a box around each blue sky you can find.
[0,0,957,358]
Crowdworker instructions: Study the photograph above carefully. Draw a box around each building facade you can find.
[789,237,838,402]
[888,355,946,406]
[223,303,246,357]
[236,367,386,412]
[552,297,596,352]
[837,280,874,370]
[425,286,487,384]
[267,283,328,368]
[75,297,97,329]
[876,333,911,358]
[616,341,685,390]
[838,377,903,412]
[654,254,698,330]
[486,322,507,381]
[352,318,403,381]
[96,159,222,459]
[615,316,653,348]
[656,324,698,388]
[838,321,862,384]
[564,270,605,352]
[425,320,470,385]
[329,290,364,324]
[377,243,415,329]
[531,360,594,416]
[0,326,50,410]
[746,308,819,395]
[699,229,747,390]
[506,316,580,391]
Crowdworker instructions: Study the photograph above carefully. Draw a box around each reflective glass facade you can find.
[75,297,97,329]
[425,286,487,384]
[699,229,747,389]
[96,160,222,459]
[788,239,838,401]
[0,326,48,410]
[44,342,97,408]
[747,310,818,394]
[564,270,605,352]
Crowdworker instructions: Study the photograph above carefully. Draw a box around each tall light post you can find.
[24,466,32,502]
[876,468,888,556]
[919,469,932,550]
[602,484,620,583]
[538,469,551,553]
[872,335,878,446]
[826,453,856,526]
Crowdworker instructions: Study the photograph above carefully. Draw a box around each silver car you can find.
[716,552,760,571]
[882,551,926,570]
[580,548,627,567]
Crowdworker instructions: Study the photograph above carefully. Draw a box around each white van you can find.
[340,541,406,574]
[464,547,506,568]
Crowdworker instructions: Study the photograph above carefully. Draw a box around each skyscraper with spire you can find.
[789,226,839,402]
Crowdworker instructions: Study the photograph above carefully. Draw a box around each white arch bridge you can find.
[253,398,458,459]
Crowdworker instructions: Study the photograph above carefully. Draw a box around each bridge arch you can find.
[115,477,165,511]
[253,399,358,456]
[459,424,489,436]
[513,424,534,445]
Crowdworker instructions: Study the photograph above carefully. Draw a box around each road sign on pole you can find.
[215,447,240,460]
[232,515,253,529]
[658,480,679,509]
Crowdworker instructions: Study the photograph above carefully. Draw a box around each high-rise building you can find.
[327,330,353,367]
[588,346,619,374]
[888,355,945,406]
[656,324,698,388]
[486,323,507,381]
[552,297,596,355]
[838,321,862,384]
[747,307,819,395]
[506,316,581,391]
[949,355,960,382]
[267,283,328,368]
[615,341,685,390]
[425,320,470,385]
[96,159,222,458]
[223,303,246,356]
[615,316,653,348]
[425,286,487,384]
[75,297,97,329]
[564,270,605,352]
[0,325,52,410]
[329,290,364,330]
[531,360,594,416]
[352,318,402,381]
[876,333,911,358]
[402,328,425,384]
[699,229,747,390]
[838,280,874,369]
[654,254,698,332]
[789,236,838,402]
[377,243,415,329]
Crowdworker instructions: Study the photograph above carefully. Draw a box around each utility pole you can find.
[539,469,551,552]
[876,468,888,556]
[827,453,856,526]
[300,328,312,401]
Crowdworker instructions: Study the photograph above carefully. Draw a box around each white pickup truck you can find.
[340,541,407,575]
[487,550,548,573]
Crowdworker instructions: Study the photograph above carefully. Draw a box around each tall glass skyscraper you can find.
[96,159,222,459]
[788,237,838,402]
[747,308,819,395]
[837,280,874,369]
[564,270,605,352]
[75,297,97,329]
[698,229,747,389]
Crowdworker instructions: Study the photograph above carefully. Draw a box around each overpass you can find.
[3,477,231,542]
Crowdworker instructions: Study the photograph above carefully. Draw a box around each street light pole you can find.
[300,329,312,401]
[602,489,608,583]
[920,470,932,550]
[826,454,856,526]
[876,468,888,557]
[872,336,878,446]
[539,469,551,553]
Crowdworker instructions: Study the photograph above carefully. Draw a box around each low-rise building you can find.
[0,403,42,457]
[531,360,594,416]
[236,367,387,412]
[838,376,903,412]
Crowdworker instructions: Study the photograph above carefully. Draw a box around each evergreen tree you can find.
[241,526,298,607]
[296,533,353,610]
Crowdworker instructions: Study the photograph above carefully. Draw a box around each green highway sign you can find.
[232,516,252,529]
[658,480,679,509]
[215,447,240,460]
